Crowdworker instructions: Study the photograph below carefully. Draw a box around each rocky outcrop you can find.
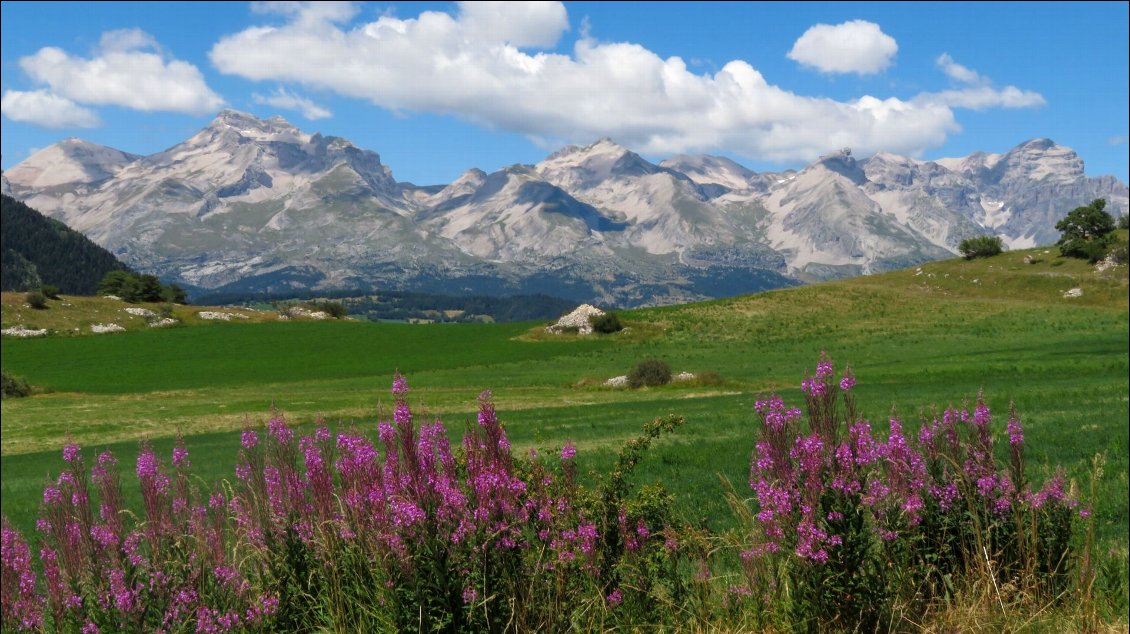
[546,304,606,335]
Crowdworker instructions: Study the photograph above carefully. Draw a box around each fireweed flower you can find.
[62,443,81,463]
[561,443,577,461]
[268,417,292,445]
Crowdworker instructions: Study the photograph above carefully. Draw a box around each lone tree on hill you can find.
[1055,199,1116,263]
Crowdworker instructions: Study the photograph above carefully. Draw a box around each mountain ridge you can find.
[3,110,1126,306]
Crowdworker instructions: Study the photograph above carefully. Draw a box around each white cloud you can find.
[251,1,358,24]
[787,20,898,75]
[99,28,161,54]
[18,30,224,116]
[935,53,982,84]
[1107,135,1127,145]
[253,88,332,120]
[208,2,1039,164]
[928,54,1045,111]
[1,89,101,128]
[459,1,568,48]
[924,86,1045,111]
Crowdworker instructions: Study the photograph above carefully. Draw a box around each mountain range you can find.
[3,110,1126,306]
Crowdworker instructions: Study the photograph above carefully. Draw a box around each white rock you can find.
[102,295,122,301]
[546,304,606,335]
[91,323,125,334]
[149,318,179,328]
[1095,254,1121,272]
[672,372,696,382]
[287,307,329,320]
[1,325,48,338]
[197,311,249,321]
[125,307,157,319]
[604,375,629,387]
[1063,287,1084,298]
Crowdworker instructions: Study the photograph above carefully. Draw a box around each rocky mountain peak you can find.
[200,109,307,145]
[810,147,867,185]
[3,139,138,190]
[4,119,1125,307]
[660,154,756,190]
[994,138,1083,183]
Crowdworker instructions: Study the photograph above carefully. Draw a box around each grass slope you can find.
[2,248,1127,550]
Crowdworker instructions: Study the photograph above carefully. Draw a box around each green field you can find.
[2,248,1128,550]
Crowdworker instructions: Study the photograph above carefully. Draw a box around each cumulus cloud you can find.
[208,2,1039,163]
[253,88,332,120]
[17,29,224,116]
[1,89,101,128]
[787,20,898,75]
[928,53,1045,111]
[460,1,568,48]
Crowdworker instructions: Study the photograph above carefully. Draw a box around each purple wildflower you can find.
[62,443,81,463]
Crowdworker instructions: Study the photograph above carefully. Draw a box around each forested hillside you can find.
[0,194,129,294]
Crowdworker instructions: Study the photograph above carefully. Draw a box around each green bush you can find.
[1057,199,1116,262]
[628,359,672,389]
[1,369,32,398]
[26,290,48,310]
[40,284,60,300]
[590,312,623,334]
[958,235,1003,259]
[1118,214,1129,230]
[318,300,348,319]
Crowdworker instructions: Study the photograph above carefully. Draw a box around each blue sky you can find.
[2,1,1127,186]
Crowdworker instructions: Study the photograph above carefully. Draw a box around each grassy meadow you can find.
[2,247,1128,554]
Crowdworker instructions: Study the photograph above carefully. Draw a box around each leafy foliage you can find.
[25,291,47,310]
[590,311,624,334]
[0,369,32,399]
[303,299,347,319]
[958,235,1004,259]
[97,271,187,304]
[1056,199,1116,262]
[628,359,672,389]
[0,194,130,294]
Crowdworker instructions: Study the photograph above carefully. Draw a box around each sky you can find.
[2,1,1127,186]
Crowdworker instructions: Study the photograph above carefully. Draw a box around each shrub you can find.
[1109,244,1128,265]
[590,312,624,334]
[40,284,60,300]
[313,300,348,319]
[958,235,1003,259]
[25,290,47,310]
[1119,214,1129,230]
[628,359,672,388]
[1,370,32,399]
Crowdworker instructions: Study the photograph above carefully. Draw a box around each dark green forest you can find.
[1,194,129,294]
